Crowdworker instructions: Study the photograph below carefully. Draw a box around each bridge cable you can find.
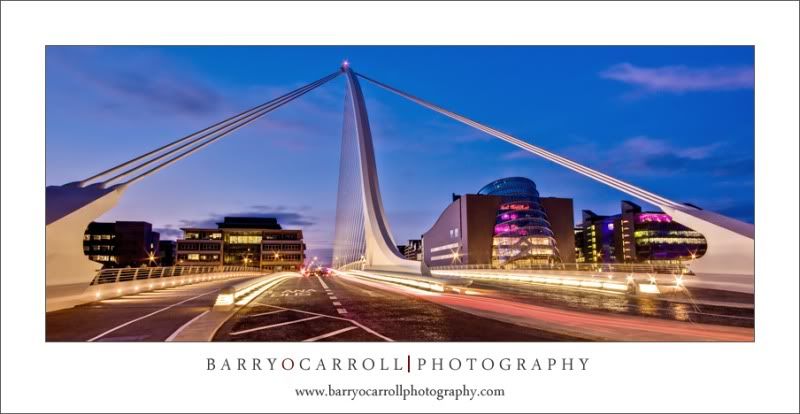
[80,71,341,187]
[110,72,341,188]
[354,72,684,210]
[99,72,339,188]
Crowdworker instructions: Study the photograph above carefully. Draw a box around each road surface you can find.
[46,272,754,342]
[213,274,578,341]
[46,276,261,341]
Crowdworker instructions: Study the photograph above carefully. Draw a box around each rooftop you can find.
[216,216,282,230]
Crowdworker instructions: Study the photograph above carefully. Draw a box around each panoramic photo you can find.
[45,46,755,342]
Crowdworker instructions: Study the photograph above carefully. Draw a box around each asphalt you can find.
[46,276,261,342]
[213,274,579,341]
[466,279,755,328]
[45,271,754,342]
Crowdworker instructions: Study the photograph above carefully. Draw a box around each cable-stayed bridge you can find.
[45,63,754,342]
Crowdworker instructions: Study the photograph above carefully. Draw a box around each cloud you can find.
[174,205,317,230]
[564,135,751,178]
[600,63,754,94]
[94,71,222,116]
[153,226,183,240]
[502,149,534,160]
[54,53,225,117]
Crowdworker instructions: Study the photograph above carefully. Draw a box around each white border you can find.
[2,2,798,412]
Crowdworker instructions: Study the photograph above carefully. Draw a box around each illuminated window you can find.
[188,253,200,260]
[227,235,262,244]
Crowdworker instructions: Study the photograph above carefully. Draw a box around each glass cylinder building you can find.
[477,177,561,267]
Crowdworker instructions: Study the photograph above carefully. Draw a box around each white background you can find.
[1,1,798,412]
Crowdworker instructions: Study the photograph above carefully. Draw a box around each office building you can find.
[404,239,423,261]
[422,194,503,267]
[158,240,176,266]
[83,221,160,268]
[175,217,305,272]
[576,201,707,264]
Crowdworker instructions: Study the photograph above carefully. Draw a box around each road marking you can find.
[329,296,338,300]
[88,290,217,342]
[229,315,323,336]
[303,326,359,342]
[332,301,342,306]
[165,310,210,342]
[316,276,330,290]
[336,308,348,314]
[258,304,393,342]
[244,309,288,318]
[280,288,315,297]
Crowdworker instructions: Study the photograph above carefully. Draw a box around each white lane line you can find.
[303,326,359,342]
[244,309,287,318]
[165,310,210,342]
[316,275,330,290]
[88,290,217,342]
[229,315,323,336]
[332,301,342,306]
[258,304,393,342]
[336,308,348,314]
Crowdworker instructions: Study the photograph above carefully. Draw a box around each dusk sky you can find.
[46,46,754,263]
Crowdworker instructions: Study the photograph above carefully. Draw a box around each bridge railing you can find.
[90,265,265,285]
[430,262,689,275]
[336,261,366,272]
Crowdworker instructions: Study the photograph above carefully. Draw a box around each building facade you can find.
[576,201,707,264]
[175,217,305,272]
[540,197,576,263]
[477,177,563,266]
[83,221,160,268]
[422,194,503,268]
[403,239,423,261]
[158,240,176,266]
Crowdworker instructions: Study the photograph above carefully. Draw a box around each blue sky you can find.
[46,46,754,264]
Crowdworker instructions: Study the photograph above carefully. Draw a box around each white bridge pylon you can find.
[333,67,422,274]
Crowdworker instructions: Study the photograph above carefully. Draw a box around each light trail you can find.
[335,270,753,341]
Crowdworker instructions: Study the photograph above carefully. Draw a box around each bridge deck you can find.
[46,276,261,341]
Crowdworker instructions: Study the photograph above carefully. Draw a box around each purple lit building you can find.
[577,200,707,264]
[421,178,574,268]
[478,177,567,266]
